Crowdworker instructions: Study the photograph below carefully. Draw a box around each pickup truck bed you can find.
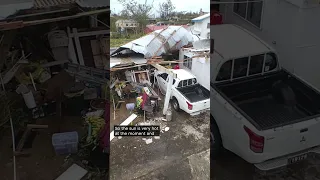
[177,84,210,103]
[214,70,320,130]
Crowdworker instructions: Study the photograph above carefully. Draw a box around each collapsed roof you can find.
[111,26,194,59]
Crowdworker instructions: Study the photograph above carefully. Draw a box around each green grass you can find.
[110,38,138,47]
[110,33,145,47]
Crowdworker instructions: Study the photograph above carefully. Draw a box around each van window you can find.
[233,57,249,78]
[216,60,232,81]
[249,54,264,75]
[264,53,277,72]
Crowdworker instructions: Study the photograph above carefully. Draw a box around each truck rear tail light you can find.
[244,126,264,153]
[186,101,193,110]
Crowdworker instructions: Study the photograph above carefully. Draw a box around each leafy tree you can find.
[117,0,154,32]
[158,0,175,20]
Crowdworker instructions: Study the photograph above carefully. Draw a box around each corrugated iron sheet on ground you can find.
[76,0,109,8]
[34,0,76,8]
[111,26,194,58]
[110,56,147,68]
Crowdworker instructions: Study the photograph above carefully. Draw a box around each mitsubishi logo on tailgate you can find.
[300,136,306,142]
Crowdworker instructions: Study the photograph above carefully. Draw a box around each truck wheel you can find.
[211,115,222,159]
[171,98,181,112]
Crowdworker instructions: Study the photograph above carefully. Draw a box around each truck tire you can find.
[171,98,181,112]
[211,115,222,159]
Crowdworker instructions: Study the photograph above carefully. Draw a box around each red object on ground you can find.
[174,65,180,69]
[211,11,223,25]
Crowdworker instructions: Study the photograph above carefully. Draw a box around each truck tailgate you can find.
[192,99,210,111]
[262,117,320,160]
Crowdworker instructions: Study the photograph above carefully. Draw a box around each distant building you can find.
[115,19,139,34]
[147,18,157,24]
[191,13,210,39]
[115,19,139,28]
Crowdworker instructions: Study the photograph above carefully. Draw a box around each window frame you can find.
[183,55,192,70]
[215,52,279,82]
[232,0,264,29]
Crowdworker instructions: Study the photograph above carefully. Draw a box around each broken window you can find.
[233,57,249,78]
[183,55,192,70]
[216,60,232,81]
[249,54,264,75]
[264,53,278,72]
[233,0,263,28]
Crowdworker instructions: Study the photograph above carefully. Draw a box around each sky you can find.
[110,0,210,17]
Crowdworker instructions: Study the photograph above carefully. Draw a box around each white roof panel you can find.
[192,13,210,22]
[171,69,196,80]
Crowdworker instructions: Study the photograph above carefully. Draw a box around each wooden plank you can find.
[16,124,48,151]
[69,30,110,38]
[0,21,24,31]
[27,124,48,129]
[163,74,173,115]
[41,60,69,68]
[16,127,31,151]
[73,28,85,65]
[24,9,109,26]
[67,27,78,64]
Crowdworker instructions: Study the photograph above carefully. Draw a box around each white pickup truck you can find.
[155,69,210,116]
[211,24,320,173]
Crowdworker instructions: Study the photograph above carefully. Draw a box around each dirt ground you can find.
[0,116,85,180]
[212,150,320,180]
[109,109,210,180]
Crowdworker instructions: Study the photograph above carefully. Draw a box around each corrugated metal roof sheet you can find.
[0,0,33,20]
[110,56,147,68]
[111,26,194,58]
[145,25,189,32]
[34,0,76,8]
[76,0,109,8]
[192,13,210,22]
